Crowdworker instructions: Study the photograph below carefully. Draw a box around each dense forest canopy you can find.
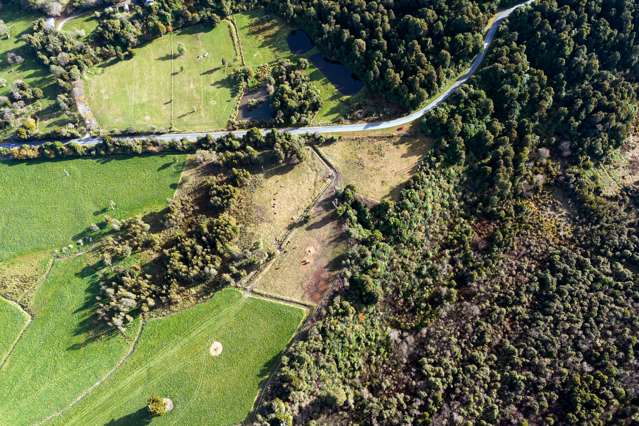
[263,0,496,109]
[253,0,639,424]
[4,0,639,424]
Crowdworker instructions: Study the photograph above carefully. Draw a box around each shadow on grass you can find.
[68,260,123,350]
[245,351,285,423]
[106,406,152,426]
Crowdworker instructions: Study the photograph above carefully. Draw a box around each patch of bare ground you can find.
[319,132,430,201]
[253,192,346,305]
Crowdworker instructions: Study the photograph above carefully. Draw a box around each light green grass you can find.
[62,13,99,37]
[0,297,29,365]
[0,4,72,138]
[0,255,141,426]
[234,10,354,125]
[85,22,238,132]
[57,288,305,425]
[0,154,185,261]
[234,11,292,69]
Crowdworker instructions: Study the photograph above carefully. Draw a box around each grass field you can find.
[0,255,141,426]
[234,10,354,125]
[0,297,29,366]
[56,288,305,425]
[62,13,99,38]
[231,148,330,252]
[0,155,185,261]
[320,135,430,201]
[0,5,72,138]
[85,22,238,132]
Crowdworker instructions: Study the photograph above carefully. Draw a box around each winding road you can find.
[5,1,534,149]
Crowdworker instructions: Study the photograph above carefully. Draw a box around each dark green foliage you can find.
[255,1,639,424]
[263,0,496,109]
[269,59,321,126]
[164,214,240,285]
[209,182,239,211]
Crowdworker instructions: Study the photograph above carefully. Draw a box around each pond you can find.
[238,87,274,122]
[287,30,314,55]
[310,54,364,96]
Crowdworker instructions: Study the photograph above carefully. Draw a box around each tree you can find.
[147,395,168,417]
[176,42,186,57]
[0,20,10,40]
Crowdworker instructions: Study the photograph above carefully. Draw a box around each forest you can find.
[3,0,639,423]
[253,0,639,424]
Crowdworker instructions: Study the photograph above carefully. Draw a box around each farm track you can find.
[0,297,32,370]
[0,257,55,370]
[8,1,535,149]
[36,321,145,425]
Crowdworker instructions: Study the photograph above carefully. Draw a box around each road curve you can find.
[5,1,534,149]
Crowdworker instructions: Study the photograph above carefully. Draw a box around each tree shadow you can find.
[158,159,177,171]
[105,407,153,426]
[157,53,177,61]
[201,66,222,75]
[68,263,121,350]
[261,162,295,179]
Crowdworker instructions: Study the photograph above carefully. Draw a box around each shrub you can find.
[147,395,167,417]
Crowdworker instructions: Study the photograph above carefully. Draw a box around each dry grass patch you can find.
[253,195,346,305]
[320,134,430,201]
[584,133,639,196]
[231,149,331,252]
[0,251,51,309]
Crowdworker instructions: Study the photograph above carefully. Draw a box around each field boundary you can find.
[36,320,145,425]
[0,296,32,370]
[0,254,56,370]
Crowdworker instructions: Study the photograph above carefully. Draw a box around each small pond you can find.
[310,54,364,96]
[239,87,274,121]
[287,30,314,55]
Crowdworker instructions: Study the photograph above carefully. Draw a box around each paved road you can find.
[5,1,534,149]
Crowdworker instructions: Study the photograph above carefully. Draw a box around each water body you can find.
[287,30,314,55]
[310,54,364,96]
[239,87,274,121]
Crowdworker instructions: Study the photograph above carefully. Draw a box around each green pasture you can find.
[0,154,185,261]
[57,288,305,425]
[62,13,99,38]
[0,297,29,365]
[0,255,141,425]
[85,22,238,132]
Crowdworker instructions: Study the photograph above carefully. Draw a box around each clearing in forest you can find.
[84,22,238,132]
[320,135,431,201]
[61,13,99,37]
[0,155,185,262]
[253,193,346,305]
[55,288,305,426]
